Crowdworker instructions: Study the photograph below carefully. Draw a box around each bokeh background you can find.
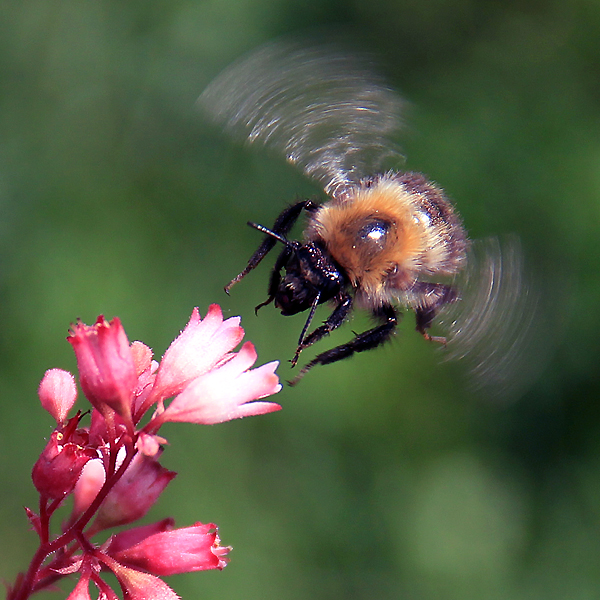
[1,1,599,599]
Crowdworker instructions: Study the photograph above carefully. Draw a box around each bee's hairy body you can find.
[226,171,467,385]
[203,39,532,391]
[308,172,467,310]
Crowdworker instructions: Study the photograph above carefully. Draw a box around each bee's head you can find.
[246,222,348,317]
[276,242,346,316]
[275,251,319,316]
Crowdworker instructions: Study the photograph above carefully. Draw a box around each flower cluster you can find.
[8,306,281,600]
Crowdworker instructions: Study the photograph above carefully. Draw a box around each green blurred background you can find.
[1,1,600,598]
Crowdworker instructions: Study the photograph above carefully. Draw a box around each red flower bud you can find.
[31,416,96,500]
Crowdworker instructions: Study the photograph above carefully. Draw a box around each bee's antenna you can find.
[248,222,294,248]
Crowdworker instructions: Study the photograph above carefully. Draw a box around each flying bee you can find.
[199,39,540,392]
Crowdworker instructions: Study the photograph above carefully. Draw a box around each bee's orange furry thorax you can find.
[306,172,467,306]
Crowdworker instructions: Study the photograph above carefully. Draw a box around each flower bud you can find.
[108,521,230,575]
[92,453,176,531]
[70,458,106,523]
[68,316,137,422]
[99,555,180,600]
[38,368,77,424]
[31,417,96,500]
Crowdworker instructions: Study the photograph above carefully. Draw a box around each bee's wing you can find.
[437,236,549,400]
[198,38,405,200]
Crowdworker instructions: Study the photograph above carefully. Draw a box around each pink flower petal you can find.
[71,459,106,523]
[147,306,244,406]
[106,519,175,555]
[66,574,92,600]
[100,556,181,600]
[158,342,281,425]
[132,364,158,419]
[130,341,153,377]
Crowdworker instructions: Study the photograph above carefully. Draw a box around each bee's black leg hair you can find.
[291,293,353,367]
[254,246,293,313]
[225,199,319,293]
[413,282,457,344]
[288,303,397,386]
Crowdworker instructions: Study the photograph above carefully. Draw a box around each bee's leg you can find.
[293,290,322,359]
[288,303,397,386]
[291,293,352,367]
[413,282,457,344]
[255,247,292,313]
[225,199,318,293]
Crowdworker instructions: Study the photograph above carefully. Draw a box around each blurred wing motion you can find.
[198,38,405,199]
[199,38,547,397]
[437,236,545,400]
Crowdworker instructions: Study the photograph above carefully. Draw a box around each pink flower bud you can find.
[108,522,230,575]
[92,453,176,531]
[38,369,77,424]
[31,417,96,500]
[68,316,137,422]
[100,556,180,600]
[70,459,106,523]
[135,432,163,457]
[131,365,158,420]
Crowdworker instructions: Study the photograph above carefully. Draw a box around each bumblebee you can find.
[199,39,536,390]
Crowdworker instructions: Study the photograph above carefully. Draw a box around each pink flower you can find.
[153,341,281,426]
[68,316,137,422]
[107,521,230,575]
[142,305,244,412]
[38,369,77,424]
[99,555,180,600]
[92,453,176,532]
[12,305,281,600]
[31,416,96,500]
